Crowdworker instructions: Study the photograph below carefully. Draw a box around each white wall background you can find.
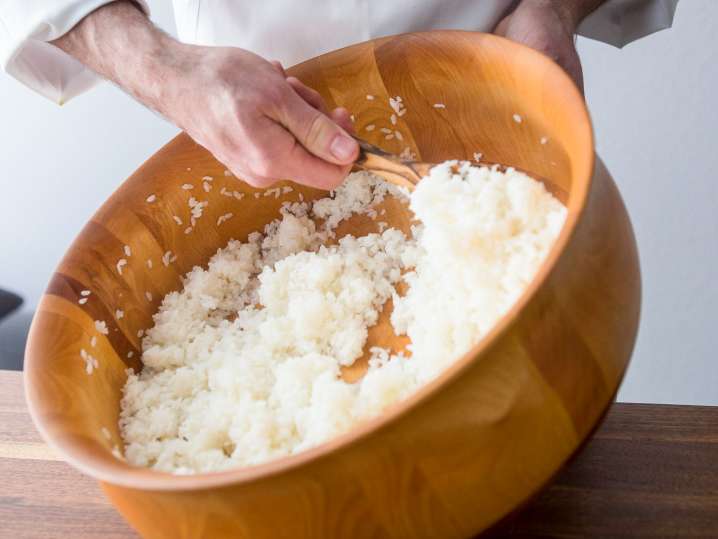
[0,2,715,405]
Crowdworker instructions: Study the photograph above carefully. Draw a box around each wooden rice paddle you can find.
[352,136,433,190]
[352,135,540,191]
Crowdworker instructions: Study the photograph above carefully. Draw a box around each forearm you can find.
[49,0,357,189]
[518,0,607,32]
[51,1,183,116]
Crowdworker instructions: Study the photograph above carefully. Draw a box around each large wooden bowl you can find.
[25,31,640,538]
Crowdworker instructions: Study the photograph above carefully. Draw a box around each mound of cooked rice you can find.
[119,161,566,473]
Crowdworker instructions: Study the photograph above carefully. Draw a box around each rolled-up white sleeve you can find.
[578,0,679,48]
[0,0,149,104]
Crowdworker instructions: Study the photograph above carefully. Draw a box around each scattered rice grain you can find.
[95,320,109,335]
[216,213,234,226]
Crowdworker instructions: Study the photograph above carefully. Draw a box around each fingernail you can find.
[330,135,357,161]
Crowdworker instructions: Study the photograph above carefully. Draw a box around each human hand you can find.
[160,47,358,188]
[494,0,595,93]
[53,1,358,190]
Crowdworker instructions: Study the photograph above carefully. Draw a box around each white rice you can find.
[120,164,565,473]
[162,251,175,267]
[389,96,405,116]
[399,147,416,161]
[81,349,98,375]
[95,320,109,335]
[216,213,234,226]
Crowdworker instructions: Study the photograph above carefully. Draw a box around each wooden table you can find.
[1,370,716,538]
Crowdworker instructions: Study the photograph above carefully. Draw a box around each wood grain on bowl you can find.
[24,31,639,538]
[5,372,718,538]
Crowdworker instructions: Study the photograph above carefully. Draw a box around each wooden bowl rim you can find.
[25,29,594,491]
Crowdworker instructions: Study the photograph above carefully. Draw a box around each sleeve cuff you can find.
[0,0,149,104]
[577,0,679,48]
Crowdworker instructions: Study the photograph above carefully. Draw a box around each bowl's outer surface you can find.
[24,31,640,538]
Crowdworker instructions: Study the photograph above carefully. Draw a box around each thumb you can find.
[276,90,359,165]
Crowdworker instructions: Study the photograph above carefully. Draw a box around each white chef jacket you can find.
[0,0,679,104]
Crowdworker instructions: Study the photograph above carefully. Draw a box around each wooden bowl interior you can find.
[25,31,592,484]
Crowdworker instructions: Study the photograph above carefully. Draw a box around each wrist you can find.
[52,1,183,113]
[516,0,603,33]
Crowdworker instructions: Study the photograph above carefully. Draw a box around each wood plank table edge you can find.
[2,370,717,538]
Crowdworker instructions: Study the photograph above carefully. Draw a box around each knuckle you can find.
[258,84,288,111]
[304,112,326,146]
[251,155,275,178]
